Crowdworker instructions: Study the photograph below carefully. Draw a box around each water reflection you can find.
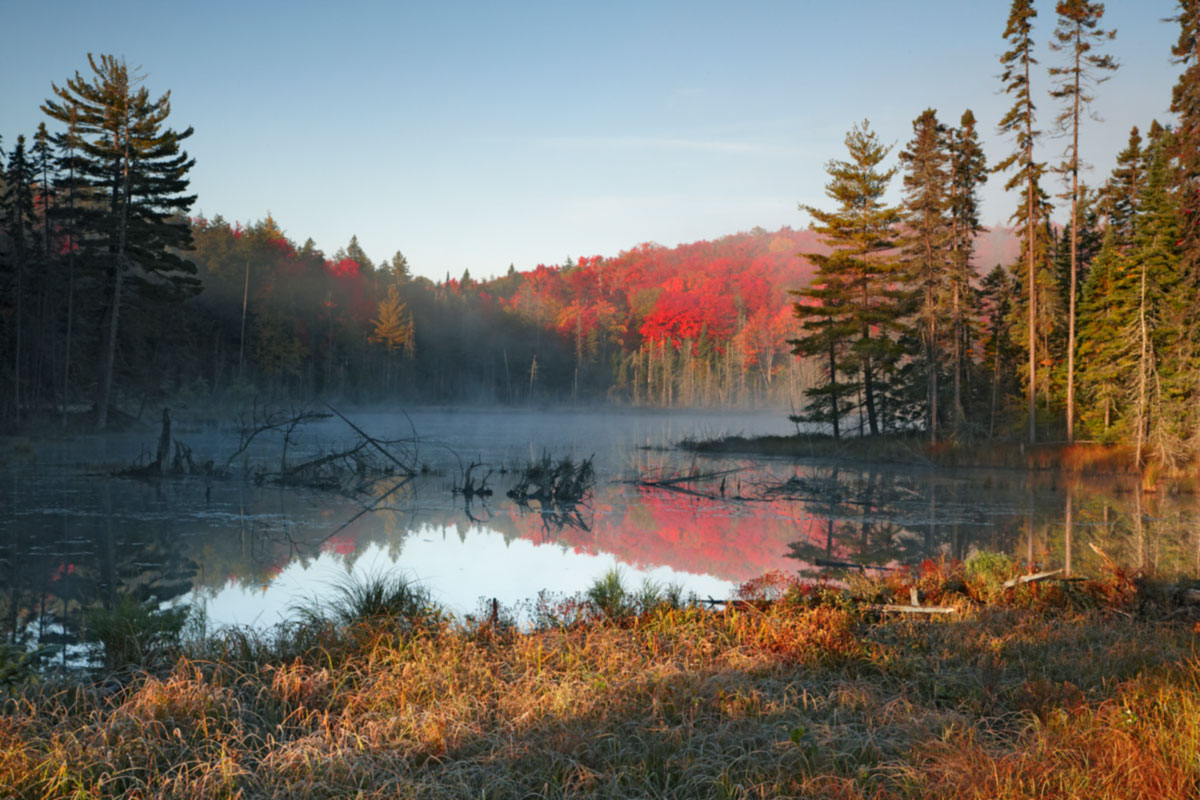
[5,414,1200,647]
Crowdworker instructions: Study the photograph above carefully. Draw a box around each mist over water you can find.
[4,406,1199,651]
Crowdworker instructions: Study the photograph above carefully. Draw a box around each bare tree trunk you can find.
[1025,52,1037,445]
[1135,262,1149,466]
[1066,39,1082,444]
[97,115,133,432]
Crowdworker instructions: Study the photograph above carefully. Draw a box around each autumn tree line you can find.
[790,0,1200,467]
[2,0,1198,466]
[0,52,819,429]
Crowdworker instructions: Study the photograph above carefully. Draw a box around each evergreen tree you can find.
[42,54,198,429]
[388,250,411,283]
[996,0,1045,443]
[1168,0,1200,423]
[3,136,35,420]
[1127,133,1184,465]
[979,265,1018,437]
[345,234,373,272]
[1076,229,1128,438]
[898,109,952,441]
[1104,126,1143,246]
[52,104,89,426]
[798,120,903,435]
[1050,0,1118,443]
[789,272,856,439]
[947,110,988,433]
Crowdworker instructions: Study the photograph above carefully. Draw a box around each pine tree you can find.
[1104,126,1143,246]
[1077,229,1128,438]
[53,105,89,426]
[1050,0,1118,443]
[389,250,411,283]
[42,55,198,429]
[798,120,902,436]
[789,271,856,439]
[3,136,37,420]
[996,0,1045,443]
[979,265,1018,437]
[898,109,952,441]
[345,235,373,272]
[1168,1,1200,441]
[1170,0,1200,270]
[947,110,988,433]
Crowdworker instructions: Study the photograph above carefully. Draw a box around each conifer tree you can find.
[31,123,54,264]
[898,109,952,441]
[1104,126,1143,246]
[996,0,1044,443]
[1169,0,1200,408]
[1050,0,1118,443]
[947,111,988,433]
[789,273,856,439]
[1127,134,1184,465]
[53,106,88,425]
[1077,229,1127,437]
[979,265,1018,437]
[797,120,902,435]
[4,136,36,420]
[42,54,198,429]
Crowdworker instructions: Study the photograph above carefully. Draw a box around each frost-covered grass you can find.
[2,563,1199,799]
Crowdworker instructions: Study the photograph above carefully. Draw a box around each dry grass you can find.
[2,563,1199,799]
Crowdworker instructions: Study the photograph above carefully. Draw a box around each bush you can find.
[85,596,189,670]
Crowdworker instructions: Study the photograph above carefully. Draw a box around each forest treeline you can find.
[0,60,828,426]
[789,0,1200,469]
[1,1,1199,471]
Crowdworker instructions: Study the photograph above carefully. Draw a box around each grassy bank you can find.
[2,562,1199,799]
[681,432,1161,477]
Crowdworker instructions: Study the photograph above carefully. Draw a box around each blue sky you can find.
[0,0,1183,280]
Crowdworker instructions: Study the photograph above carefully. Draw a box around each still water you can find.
[4,407,1199,647]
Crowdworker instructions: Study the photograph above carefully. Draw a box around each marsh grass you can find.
[4,562,1200,798]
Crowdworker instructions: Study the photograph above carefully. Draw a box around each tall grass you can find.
[2,562,1199,798]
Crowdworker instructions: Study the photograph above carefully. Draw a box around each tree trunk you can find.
[1025,50,1037,445]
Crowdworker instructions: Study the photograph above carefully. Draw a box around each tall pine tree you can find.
[996,0,1045,443]
[798,120,902,436]
[1050,0,1118,443]
[42,54,198,429]
[898,109,952,441]
[947,110,988,433]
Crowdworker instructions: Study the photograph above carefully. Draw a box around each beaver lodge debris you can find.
[453,460,493,499]
[116,402,420,496]
[506,454,595,506]
[635,467,749,500]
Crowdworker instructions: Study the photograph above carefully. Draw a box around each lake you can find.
[3,406,1198,650]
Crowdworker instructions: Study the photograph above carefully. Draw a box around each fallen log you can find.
[873,604,958,614]
[814,558,902,572]
[1003,569,1065,589]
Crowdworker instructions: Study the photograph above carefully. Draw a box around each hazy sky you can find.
[0,1,1183,281]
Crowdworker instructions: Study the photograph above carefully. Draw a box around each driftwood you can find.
[637,468,746,500]
[508,454,595,506]
[1002,569,1065,589]
[814,558,902,572]
[117,402,418,496]
[454,461,494,499]
[324,403,417,477]
[873,604,958,614]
